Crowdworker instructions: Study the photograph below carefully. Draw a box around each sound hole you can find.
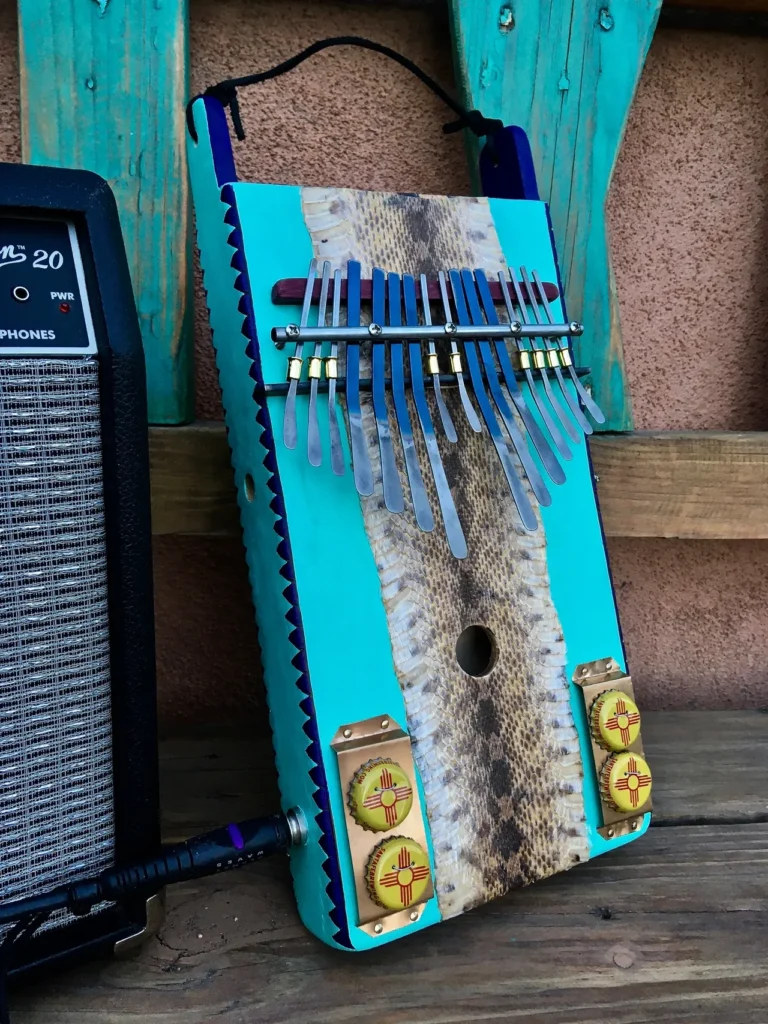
[244,473,255,502]
[455,625,497,677]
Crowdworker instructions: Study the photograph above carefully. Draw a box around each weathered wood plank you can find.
[150,423,238,537]
[13,825,766,1024]
[148,424,768,540]
[591,431,768,539]
[10,712,768,1022]
[157,712,768,840]
[448,0,662,431]
[17,0,193,425]
[643,711,768,824]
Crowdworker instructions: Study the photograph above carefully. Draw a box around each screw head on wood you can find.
[598,8,615,31]
[498,4,514,30]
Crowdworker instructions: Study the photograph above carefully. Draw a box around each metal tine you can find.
[510,267,581,446]
[520,266,592,437]
[306,261,331,466]
[387,273,434,533]
[371,267,405,514]
[531,268,606,425]
[446,269,538,532]
[344,260,374,495]
[326,269,345,476]
[404,274,466,557]
[474,269,565,487]
[419,273,457,443]
[459,269,551,508]
[283,258,317,449]
[497,271,572,462]
[437,271,482,433]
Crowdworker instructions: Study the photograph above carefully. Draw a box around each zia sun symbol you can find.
[379,845,430,907]
[614,756,652,809]
[605,698,641,747]
[362,766,412,827]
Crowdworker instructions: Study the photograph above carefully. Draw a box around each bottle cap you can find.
[366,836,431,911]
[349,758,413,832]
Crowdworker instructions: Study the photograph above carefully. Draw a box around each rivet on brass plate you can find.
[374,923,383,934]
[409,910,419,922]
[599,816,643,841]
[380,718,390,729]
[343,728,352,738]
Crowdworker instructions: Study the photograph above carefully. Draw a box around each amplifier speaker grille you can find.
[0,358,114,931]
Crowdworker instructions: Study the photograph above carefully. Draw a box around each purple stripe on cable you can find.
[228,823,245,850]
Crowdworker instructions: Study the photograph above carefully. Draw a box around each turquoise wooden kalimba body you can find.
[187,96,652,951]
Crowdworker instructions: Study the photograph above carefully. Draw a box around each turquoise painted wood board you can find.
[449,0,662,431]
[187,96,652,952]
[18,0,193,424]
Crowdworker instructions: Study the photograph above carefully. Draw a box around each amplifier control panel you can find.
[0,215,97,356]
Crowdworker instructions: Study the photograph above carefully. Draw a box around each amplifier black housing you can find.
[0,162,160,976]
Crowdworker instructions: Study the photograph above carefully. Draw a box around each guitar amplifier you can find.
[0,163,161,975]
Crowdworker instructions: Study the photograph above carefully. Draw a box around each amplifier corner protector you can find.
[113,891,166,956]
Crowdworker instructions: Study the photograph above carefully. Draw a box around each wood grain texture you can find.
[448,0,663,431]
[643,711,768,824]
[148,424,768,540]
[591,431,768,539]
[9,712,768,1022]
[18,0,194,425]
[150,423,238,536]
[156,711,768,838]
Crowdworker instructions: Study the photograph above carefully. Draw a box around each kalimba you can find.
[187,95,652,950]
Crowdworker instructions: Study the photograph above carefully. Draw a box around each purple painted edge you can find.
[220,184,352,950]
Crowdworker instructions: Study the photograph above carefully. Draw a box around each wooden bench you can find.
[10,710,768,1022]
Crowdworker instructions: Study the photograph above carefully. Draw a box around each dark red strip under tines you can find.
[272,277,559,307]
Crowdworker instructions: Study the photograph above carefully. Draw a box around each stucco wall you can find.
[2,3,767,720]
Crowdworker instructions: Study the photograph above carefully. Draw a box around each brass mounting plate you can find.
[573,658,652,835]
[331,714,434,929]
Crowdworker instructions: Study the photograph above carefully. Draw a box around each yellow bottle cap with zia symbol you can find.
[366,836,431,911]
[348,758,414,832]
[601,752,653,814]
[590,690,642,751]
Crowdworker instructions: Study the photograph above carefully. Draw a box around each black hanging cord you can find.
[185,36,503,145]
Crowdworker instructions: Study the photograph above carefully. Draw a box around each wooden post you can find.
[449,0,662,431]
[18,0,193,425]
